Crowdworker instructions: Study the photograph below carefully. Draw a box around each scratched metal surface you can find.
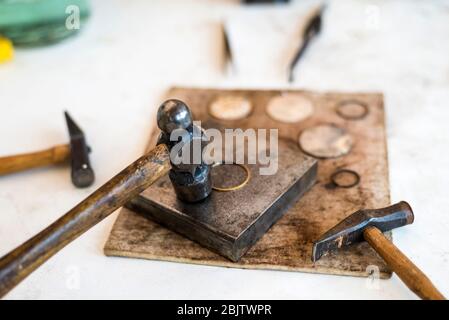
[104,87,392,278]
[126,138,317,261]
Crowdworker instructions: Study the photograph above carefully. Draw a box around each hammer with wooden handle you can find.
[0,112,94,188]
[0,99,210,298]
[312,201,446,300]
[0,142,170,298]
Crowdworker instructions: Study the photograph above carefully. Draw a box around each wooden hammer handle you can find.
[364,226,445,300]
[0,144,170,298]
[0,144,71,175]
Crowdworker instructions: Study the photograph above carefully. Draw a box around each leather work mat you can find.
[104,87,392,279]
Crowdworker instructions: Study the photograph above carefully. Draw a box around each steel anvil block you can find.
[126,138,317,261]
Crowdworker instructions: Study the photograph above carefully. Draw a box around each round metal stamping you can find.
[211,163,250,192]
[298,124,353,158]
[209,96,252,121]
[266,94,314,123]
[330,169,360,188]
[336,100,369,120]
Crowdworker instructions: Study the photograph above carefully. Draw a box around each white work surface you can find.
[1,0,448,299]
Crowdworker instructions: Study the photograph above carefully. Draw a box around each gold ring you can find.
[211,163,251,192]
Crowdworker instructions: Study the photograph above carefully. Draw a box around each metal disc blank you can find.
[266,94,314,123]
[336,100,369,120]
[299,124,353,158]
[209,96,252,120]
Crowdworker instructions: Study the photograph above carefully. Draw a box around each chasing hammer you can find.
[312,201,446,300]
[0,100,211,298]
[0,111,94,188]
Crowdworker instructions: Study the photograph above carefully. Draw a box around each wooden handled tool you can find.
[0,144,70,175]
[364,226,444,300]
[0,99,210,298]
[0,144,170,298]
[312,201,446,300]
[0,111,94,188]
[288,5,324,83]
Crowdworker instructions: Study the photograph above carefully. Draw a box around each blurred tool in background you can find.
[0,112,95,188]
[288,4,324,82]
[221,22,234,74]
[0,36,13,63]
[0,0,90,47]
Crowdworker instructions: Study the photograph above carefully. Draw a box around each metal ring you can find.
[330,169,360,188]
[336,100,369,120]
[211,163,251,192]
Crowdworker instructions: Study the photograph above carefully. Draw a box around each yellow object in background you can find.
[0,37,14,63]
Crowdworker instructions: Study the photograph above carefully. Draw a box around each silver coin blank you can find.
[209,96,252,121]
[266,94,314,123]
[299,124,353,158]
[336,100,369,120]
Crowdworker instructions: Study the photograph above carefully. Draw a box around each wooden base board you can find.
[104,87,392,279]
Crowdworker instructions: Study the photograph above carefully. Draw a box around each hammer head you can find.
[157,99,193,134]
[312,201,414,262]
[156,99,212,203]
[64,111,94,188]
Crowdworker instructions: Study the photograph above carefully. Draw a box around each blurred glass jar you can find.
[0,0,90,46]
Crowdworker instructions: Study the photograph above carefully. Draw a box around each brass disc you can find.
[266,94,314,123]
[299,124,353,158]
[209,96,252,121]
